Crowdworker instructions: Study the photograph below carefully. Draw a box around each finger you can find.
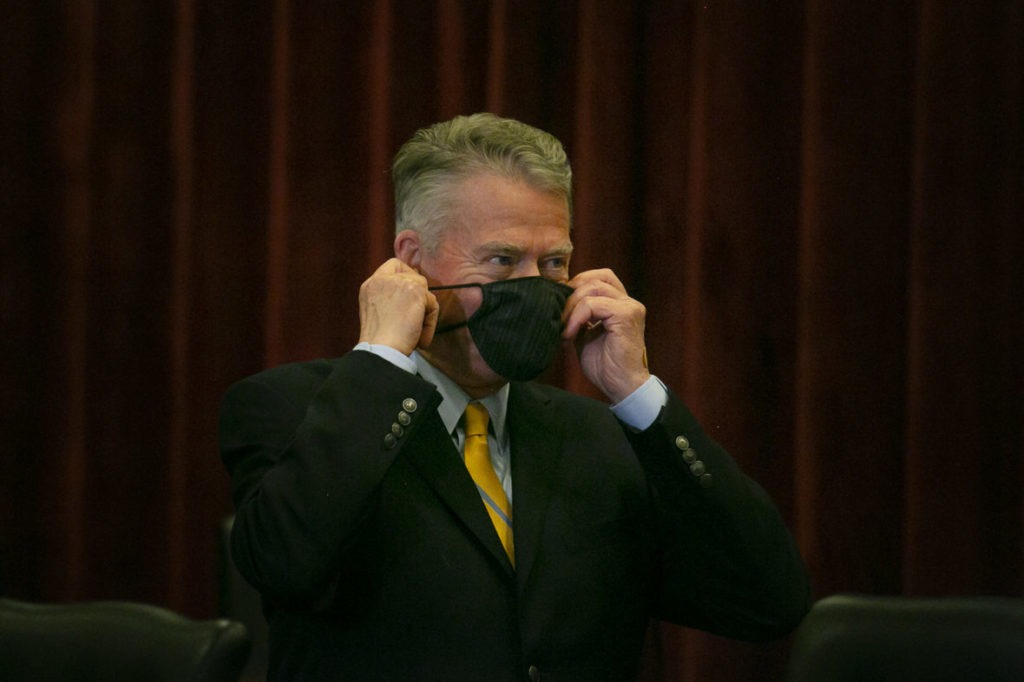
[568,268,626,294]
[564,270,629,320]
[563,279,630,321]
[564,295,643,339]
[419,290,439,348]
[562,277,633,330]
[563,296,612,339]
[371,258,400,276]
[374,256,419,277]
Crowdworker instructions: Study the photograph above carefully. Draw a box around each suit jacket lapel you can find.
[508,382,564,591]
[402,409,515,575]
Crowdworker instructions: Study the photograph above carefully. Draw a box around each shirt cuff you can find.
[610,375,668,431]
[353,342,417,374]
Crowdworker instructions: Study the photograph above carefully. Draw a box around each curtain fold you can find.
[1,2,1021,680]
[794,0,916,596]
[902,0,1024,595]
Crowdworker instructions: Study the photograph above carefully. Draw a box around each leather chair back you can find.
[0,597,251,682]
[785,593,1024,681]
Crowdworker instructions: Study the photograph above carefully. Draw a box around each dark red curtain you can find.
[2,2,1022,680]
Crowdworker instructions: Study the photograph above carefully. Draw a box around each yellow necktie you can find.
[463,402,514,564]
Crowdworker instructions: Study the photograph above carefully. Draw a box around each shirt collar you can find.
[412,351,509,439]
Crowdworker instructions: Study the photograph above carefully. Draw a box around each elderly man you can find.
[220,113,809,681]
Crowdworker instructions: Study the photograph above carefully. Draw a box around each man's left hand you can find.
[562,269,651,403]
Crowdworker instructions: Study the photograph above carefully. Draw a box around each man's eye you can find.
[489,255,515,266]
[542,257,567,270]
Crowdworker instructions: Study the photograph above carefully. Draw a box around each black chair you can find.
[0,597,251,682]
[785,593,1024,682]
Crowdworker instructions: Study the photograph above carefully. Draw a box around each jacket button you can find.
[527,665,541,681]
[674,435,690,450]
[689,460,706,477]
[681,447,697,464]
[383,433,397,449]
[402,398,418,413]
[397,411,412,426]
[700,473,713,488]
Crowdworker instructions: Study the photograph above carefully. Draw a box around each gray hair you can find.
[391,113,573,250]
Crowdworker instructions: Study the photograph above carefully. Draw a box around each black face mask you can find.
[429,276,573,381]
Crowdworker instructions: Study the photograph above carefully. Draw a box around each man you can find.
[220,113,809,681]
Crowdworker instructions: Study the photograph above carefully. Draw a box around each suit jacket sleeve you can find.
[624,390,811,641]
[218,350,442,605]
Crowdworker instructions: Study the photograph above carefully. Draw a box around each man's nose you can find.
[517,262,542,278]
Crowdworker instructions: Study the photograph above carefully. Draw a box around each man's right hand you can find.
[358,258,439,355]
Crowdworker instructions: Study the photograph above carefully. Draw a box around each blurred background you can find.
[1,1,1021,680]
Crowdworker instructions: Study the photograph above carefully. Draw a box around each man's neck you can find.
[416,348,505,399]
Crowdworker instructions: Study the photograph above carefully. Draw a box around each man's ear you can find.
[394,229,423,268]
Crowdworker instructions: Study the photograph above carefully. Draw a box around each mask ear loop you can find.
[428,282,483,334]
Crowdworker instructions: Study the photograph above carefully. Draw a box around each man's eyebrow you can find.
[477,241,524,256]
[475,241,574,257]
[544,243,575,257]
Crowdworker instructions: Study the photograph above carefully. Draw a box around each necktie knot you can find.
[464,402,489,439]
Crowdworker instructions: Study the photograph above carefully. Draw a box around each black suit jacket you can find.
[220,351,809,681]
